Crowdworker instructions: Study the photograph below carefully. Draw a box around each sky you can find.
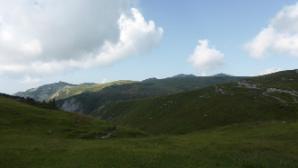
[1,0,298,94]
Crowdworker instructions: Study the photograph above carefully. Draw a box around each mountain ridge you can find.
[56,74,243,114]
[97,69,298,134]
[3,69,298,167]
[15,80,135,102]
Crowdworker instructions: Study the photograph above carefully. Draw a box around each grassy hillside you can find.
[15,82,75,102]
[2,71,298,167]
[57,75,242,114]
[251,70,298,90]
[2,117,298,167]
[0,96,144,140]
[99,70,298,134]
[15,81,135,102]
[51,80,134,100]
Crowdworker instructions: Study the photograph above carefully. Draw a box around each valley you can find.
[1,1,298,167]
[1,70,298,167]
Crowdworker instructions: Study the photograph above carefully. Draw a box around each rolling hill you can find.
[56,74,242,114]
[15,81,75,102]
[49,80,134,100]
[0,94,144,140]
[2,93,298,167]
[98,70,298,134]
[15,80,134,102]
[3,70,298,167]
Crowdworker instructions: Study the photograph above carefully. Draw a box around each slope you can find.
[15,80,134,102]
[2,72,298,167]
[99,70,298,134]
[2,116,298,167]
[0,95,144,140]
[15,81,75,102]
[57,74,242,114]
[50,80,134,100]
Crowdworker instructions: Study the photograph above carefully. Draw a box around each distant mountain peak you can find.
[212,73,231,77]
[15,81,76,102]
[172,74,197,78]
[143,77,158,82]
[80,82,97,86]
[56,81,74,85]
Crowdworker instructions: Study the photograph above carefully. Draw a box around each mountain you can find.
[15,81,75,102]
[15,80,134,102]
[98,70,298,134]
[0,94,144,140]
[212,73,231,77]
[49,80,134,100]
[171,74,197,78]
[3,89,298,167]
[3,70,298,167]
[56,74,242,115]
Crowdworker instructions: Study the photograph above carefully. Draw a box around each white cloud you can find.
[0,0,163,77]
[246,2,298,58]
[20,76,41,85]
[91,8,163,66]
[188,40,224,72]
[258,68,282,76]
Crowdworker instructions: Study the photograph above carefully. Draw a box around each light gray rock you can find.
[266,88,298,97]
[60,98,82,112]
[237,81,258,89]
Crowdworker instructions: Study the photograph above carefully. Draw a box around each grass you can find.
[2,70,298,167]
[0,96,145,140]
[96,70,298,134]
[53,80,135,100]
[100,83,298,134]
[1,96,298,167]
[57,75,242,114]
[1,120,298,167]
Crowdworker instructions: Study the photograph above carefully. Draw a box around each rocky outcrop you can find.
[60,98,82,112]
[15,82,75,102]
[266,88,298,97]
[237,81,259,89]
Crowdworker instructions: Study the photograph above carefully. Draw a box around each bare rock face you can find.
[266,88,298,97]
[238,81,258,89]
[15,82,75,102]
[215,86,225,95]
[60,98,82,112]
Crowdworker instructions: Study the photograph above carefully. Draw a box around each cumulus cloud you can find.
[188,40,224,72]
[0,0,163,76]
[246,2,298,58]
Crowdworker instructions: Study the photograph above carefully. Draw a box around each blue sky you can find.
[0,0,298,94]
[138,0,298,75]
